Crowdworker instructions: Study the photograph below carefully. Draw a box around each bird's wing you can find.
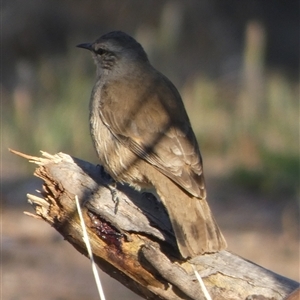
[99,73,206,199]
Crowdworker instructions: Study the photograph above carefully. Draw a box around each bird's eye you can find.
[95,48,106,55]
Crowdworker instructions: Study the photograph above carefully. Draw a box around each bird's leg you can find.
[96,164,120,213]
[110,182,120,214]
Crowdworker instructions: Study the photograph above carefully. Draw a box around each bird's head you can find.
[77,31,149,76]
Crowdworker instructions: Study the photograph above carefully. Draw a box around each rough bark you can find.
[10,150,299,300]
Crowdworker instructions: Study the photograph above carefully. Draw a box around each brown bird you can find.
[77,31,226,258]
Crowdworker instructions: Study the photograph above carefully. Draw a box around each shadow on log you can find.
[10,149,299,300]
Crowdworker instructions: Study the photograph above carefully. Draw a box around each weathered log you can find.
[10,149,299,300]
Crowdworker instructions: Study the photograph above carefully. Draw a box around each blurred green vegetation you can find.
[231,153,299,197]
[3,25,299,201]
[183,71,299,199]
[4,47,97,163]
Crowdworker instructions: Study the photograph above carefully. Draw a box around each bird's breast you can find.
[89,95,150,190]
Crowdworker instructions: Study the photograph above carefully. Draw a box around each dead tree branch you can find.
[10,149,299,300]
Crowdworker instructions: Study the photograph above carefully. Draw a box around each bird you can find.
[77,31,227,258]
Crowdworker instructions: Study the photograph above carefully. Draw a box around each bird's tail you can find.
[146,167,227,258]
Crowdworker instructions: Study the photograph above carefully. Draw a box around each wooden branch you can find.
[10,149,299,300]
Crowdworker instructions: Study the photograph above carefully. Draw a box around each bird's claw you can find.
[107,181,120,214]
[96,165,120,213]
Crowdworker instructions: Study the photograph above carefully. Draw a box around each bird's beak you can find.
[76,43,93,51]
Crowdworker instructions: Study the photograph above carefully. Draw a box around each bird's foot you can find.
[107,181,120,214]
[95,165,120,213]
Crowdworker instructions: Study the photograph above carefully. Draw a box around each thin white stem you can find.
[75,195,106,300]
[191,264,212,300]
